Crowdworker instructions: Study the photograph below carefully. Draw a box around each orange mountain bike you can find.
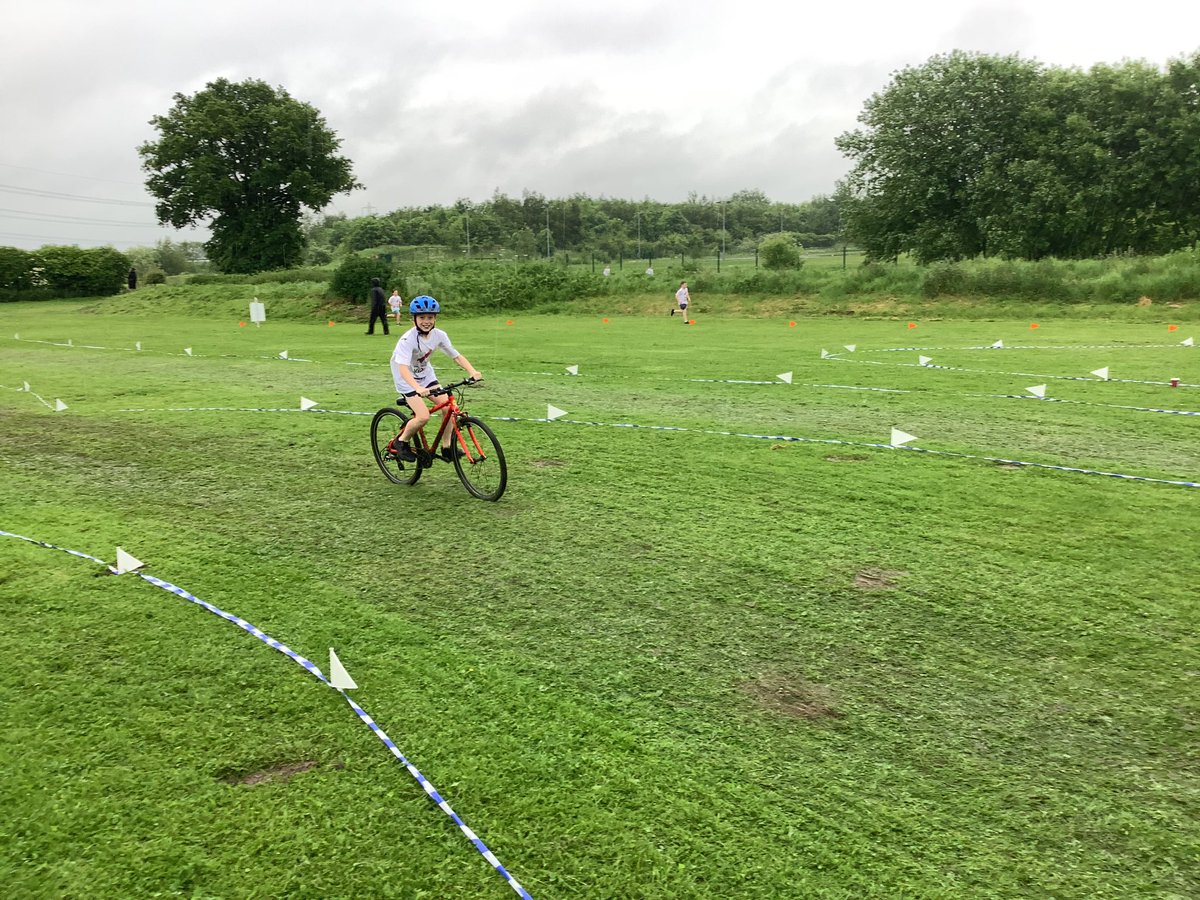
[370,377,507,501]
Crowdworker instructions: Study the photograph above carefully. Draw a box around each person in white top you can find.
[389,295,483,462]
[388,289,403,323]
[671,281,691,324]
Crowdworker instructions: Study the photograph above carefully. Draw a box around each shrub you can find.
[30,246,130,296]
[0,246,35,291]
[330,255,395,303]
[759,233,804,270]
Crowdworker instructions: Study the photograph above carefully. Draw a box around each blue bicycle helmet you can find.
[409,295,440,314]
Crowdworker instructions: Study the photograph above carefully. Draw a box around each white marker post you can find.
[250,300,266,326]
[1183,337,1195,347]
[1026,384,1047,398]
[279,350,289,360]
[115,547,144,574]
[547,405,568,421]
[890,428,919,447]
[991,339,1004,349]
[135,341,142,351]
[918,356,933,367]
[328,649,358,690]
[565,365,579,376]
[1090,367,1110,381]
[776,372,793,384]
[300,397,318,411]
[22,381,29,392]
[184,347,193,357]
[843,344,856,353]
[820,349,831,359]
[53,399,68,411]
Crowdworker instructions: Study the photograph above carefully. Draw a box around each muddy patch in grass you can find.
[854,567,906,590]
[530,458,567,468]
[741,676,841,720]
[825,453,870,463]
[222,759,342,786]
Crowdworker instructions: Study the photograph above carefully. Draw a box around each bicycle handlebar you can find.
[429,377,480,397]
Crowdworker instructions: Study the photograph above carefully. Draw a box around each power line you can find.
[0,183,154,207]
[0,207,162,227]
[0,229,153,247]
[0,161,145,187]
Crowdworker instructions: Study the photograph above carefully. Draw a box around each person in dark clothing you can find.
[127,267,137,290]
[366,277,389,334]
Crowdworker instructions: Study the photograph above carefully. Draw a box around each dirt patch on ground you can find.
[854,567,906,590]
[530,458,567,468]
[223,759,341,786]
[995,462,1024,471]
[825,453,870,462]
[741,676,842,719]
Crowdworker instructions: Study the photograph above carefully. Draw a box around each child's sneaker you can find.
[669,309,675,316]
[439,445,462,463]
[395,441,417,462]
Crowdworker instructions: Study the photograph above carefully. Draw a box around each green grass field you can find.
[2,299,1198,898]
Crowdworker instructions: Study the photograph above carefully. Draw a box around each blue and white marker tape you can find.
[0,528,532,899]
[827,354,1198,388]
[491,415,1200,489]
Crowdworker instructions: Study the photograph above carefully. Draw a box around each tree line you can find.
[300,190,841,264]
[837,50,1200,262]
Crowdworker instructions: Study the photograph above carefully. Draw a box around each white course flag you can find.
[565,365,579,376]
[54,399,68,411]
[991,339,1004,349]
[844,344,857,353]
[547,404,568,421]
[135,341,142,351]
[22,381,29,392]
[1090,366,1110,380]
[918,355,933,366]
[300,397,318,411]
[820,349,831,359]
[184,347,193,357]
[1026,384,1047,398]
[250,300,266,324]
[1183,337,1195,347]
[890,428,919,447]
[777,371,793,384]
[328,648,357,690]
[278,350,289,360]
[115,547,145,574]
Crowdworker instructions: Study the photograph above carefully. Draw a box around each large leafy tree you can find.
[139,78,360,273]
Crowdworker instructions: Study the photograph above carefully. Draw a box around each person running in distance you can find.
[389,288,403,324]
[388,295,482,463]
[671,280,690,323]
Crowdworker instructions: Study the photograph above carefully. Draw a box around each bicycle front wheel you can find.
[453,416,507,501]
[371,407,422,486]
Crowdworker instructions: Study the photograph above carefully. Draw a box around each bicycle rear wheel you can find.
[452,416,507,501]
[371,407,422,486]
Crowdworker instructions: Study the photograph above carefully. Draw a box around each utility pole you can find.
[362,203,376,216]
[465,205,471,258]
[546,208,551,258]
[636,211,641,259]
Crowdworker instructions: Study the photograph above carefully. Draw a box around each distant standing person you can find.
[389,288,403,323]
[366,277,390,335]
[127,267,137,290]
[671,280,690,323]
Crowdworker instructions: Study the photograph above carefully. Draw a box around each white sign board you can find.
[249,301,266,324]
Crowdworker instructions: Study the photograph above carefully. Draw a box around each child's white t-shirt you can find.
[390,326,460,393]
[389,294,402,311]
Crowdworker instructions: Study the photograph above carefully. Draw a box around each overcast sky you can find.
[1,0,1197,251]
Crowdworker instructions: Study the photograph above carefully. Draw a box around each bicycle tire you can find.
[452,416,507,501]
[371,407,422,486]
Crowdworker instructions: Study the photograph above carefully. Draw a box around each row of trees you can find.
[837,50,1200,262]
[302,190,840,264]
[0,245,130,297]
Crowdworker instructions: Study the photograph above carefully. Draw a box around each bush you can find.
[5,246,131,297]
[759,233,804,270]
[144,270,167,286]
[329,255,396,304]
[0,246,35,291]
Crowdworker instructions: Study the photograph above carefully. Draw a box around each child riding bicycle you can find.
[389,295,483,462]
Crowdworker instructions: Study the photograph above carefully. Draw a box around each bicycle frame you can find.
[409,381,488,465]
